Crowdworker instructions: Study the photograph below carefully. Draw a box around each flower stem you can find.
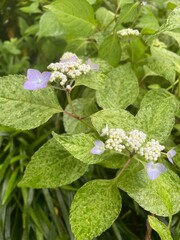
[113,151,135,183]
[65,91,75,113]
[63,110,97,132]
[115,158,132,180]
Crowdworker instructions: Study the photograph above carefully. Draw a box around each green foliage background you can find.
[0,0,180,239]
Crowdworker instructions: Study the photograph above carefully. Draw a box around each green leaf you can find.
[163,31,180,47]
[2,167,19,204]
[98,34,121,67]
[136,89,177,142]
[0,75,62,130]
[95,7,115,32]
[172,145,180,168]
[63,98,98,134]
[96,64,139,109]
[53,132,104,164]
[91,109,137,134]
[159,7,180,32]
[99,153,128,169]
[45,0,96,38]
[146,46,180,83]
[117,162,180,216]
[148,216,173,240]
[136,9,160,33]
[70,179,121,240]
[118,2,140,24]
[65,38,87,55]
[75,72,106,90]
[18,138,88,188]
[38,12,65,38]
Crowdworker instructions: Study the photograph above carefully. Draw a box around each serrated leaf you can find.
[53,132,104,164]
[18,138,88,188]
[0,75,62,130]
[63,98,98,134]
[96,64,139,109]
[117,163,180,216]
[91,109,138,134]
[136,89,177,142]
[146,46,180,83]
[159,7,180,32]
[45,0,96,38]
[148,216,173,240]
[75,72,106,90]
[70,179,121,240]
[98,34,121,67]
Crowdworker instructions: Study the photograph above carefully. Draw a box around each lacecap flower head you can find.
[91,125,168,180]
[24,69,51,90]
[47,52,98,90]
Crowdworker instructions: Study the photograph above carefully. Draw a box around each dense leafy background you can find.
[0,0,180,240]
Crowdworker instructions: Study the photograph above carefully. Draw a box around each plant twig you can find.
[145,218,152,240]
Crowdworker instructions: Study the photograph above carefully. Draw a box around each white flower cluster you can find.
[47,52,93,90]
[97,126,165,161]
[138,139,165,161]
[105,128,126,153]
[117,28,140,37]
[125,130,147,151]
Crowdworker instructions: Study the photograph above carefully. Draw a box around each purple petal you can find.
[24,69,51,90]
[94,140,105,147]
[91,140,105,155]
[146,162,167,180]
[167,149,176,164]
[86,59,99,71]
[27,69,42,82]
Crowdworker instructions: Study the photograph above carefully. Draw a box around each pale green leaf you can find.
[53,132,105,164]
[63,98,98,134]
[38,12,65,38]
[136,89,177,142]
[96,64,139,109]
[163,31,180,47]
[45,0,96,38]
[172,145,180,168]
[117,162,180,216]
[70,179,121,240]
[146,46,180,83]
[98,34,121,67]
[75,72,106,90]
[18,138,88,188]
[148,216,173,240]
[159,7,180,32]
[91,109,138,134]
[0,75,62,130]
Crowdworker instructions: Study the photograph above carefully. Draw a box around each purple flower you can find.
[91,140,105,155]
[146,162,167,180]
[24,69,51,90]
[86,59,99,71]
[167,149,176,164]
